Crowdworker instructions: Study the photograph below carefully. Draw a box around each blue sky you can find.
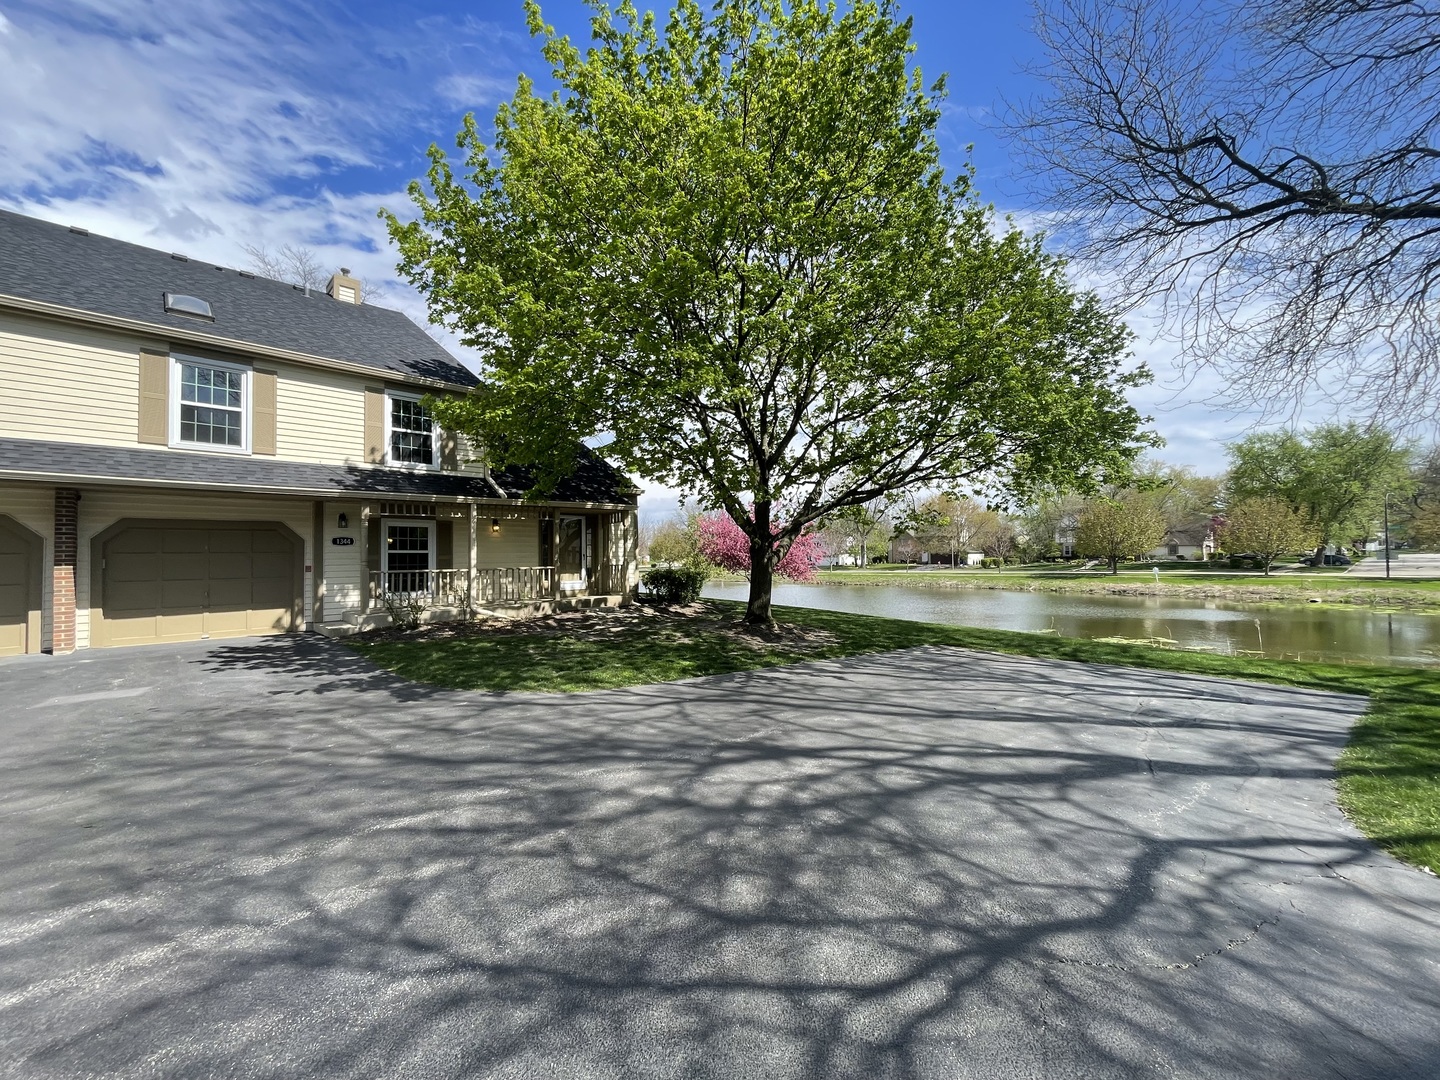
[0,0,1270,520]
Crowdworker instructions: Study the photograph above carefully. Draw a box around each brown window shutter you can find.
[439,429,459,471]
[435,520,454,570]
[364,387,386,463]
[252,370,277,455]
[137,349,169,444]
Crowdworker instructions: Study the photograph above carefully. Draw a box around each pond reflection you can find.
[702,581,1440,666]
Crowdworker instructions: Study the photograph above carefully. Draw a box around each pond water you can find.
[701,581,1440,667]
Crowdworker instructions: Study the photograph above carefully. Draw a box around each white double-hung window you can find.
[170,354,250,452]
[386,391,435,468]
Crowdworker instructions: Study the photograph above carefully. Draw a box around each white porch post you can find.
[359,504,371,614]
[468,502,479,607]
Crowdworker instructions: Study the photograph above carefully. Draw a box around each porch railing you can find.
[476,566,555,604]
[369,569,472,610]
[367,563,627,615]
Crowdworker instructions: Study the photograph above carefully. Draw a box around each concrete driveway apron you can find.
[1,637,1437,1079]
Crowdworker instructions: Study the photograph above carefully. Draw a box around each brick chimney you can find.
[326,268,362,305]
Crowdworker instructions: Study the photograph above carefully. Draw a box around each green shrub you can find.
[642,566,709,604]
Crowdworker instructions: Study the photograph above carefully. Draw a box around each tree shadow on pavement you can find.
[1,644,1437,1079]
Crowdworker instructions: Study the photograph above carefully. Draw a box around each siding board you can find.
[476,511,543,568]
[0,313,142,446]
[1,312,379,465]
[319,500,364,614]
[272,362,366,464]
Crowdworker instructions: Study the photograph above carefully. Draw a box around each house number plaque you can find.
[331,537,355,546]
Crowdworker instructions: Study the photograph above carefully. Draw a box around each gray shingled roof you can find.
[0,437,493,499]
[491,447,639,505]
[0,209,475,387]
[0,437,637,505]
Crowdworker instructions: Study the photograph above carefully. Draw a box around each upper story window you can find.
[387,392,434,468]
[171,354,249,453]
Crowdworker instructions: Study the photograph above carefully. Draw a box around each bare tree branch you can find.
[1004,0,1440,423]
[240,243,327,290]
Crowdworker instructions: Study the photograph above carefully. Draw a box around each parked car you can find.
[1301,554,1352,567]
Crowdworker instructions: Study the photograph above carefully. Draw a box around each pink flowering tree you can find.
[697,511,823,584]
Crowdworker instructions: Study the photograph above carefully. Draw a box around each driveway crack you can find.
[1042,915,1280,974]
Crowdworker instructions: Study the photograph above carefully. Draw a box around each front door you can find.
[382,520,434,594]
[557,515,589,591]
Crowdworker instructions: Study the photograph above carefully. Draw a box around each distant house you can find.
[1141,517,1217,561]
[887,533,983,566]
[1053,513,1080,558]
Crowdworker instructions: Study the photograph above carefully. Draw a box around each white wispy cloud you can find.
[436,72,514,109]
[0,0,528,373]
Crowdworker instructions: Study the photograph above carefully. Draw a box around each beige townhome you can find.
[0,210,639,655]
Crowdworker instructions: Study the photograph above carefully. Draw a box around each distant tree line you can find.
[641,423,1431,581]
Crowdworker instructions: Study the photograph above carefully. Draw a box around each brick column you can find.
[52,488,80,654]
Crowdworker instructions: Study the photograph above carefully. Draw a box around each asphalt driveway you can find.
[1,638,1437,1079]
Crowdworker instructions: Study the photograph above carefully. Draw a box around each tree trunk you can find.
[745,502,776,628]
[1110,555,1119,575]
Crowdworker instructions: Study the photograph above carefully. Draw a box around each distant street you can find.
[1346,551,1440,579]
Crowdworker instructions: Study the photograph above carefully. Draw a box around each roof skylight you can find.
[163,293,213,320]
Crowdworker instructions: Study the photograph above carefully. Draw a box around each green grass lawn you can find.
[350,601,1440,875]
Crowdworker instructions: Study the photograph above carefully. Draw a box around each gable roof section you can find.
[491,446,640,505]
[1164,518,1215,547]
[0,209,475,388]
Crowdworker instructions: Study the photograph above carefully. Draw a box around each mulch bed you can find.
[356,599,840,652]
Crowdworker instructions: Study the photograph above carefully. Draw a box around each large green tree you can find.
[1397,448,1440,550]
[385,0,1155,625]
[1074,493,1165,574]
[898,494,995,567]
[1219,497,1318,576]
[1226,424,1414,564]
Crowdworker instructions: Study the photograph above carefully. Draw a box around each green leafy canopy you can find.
[1075,493,1165,574]
[1226,424,1416,550]
[383,0,1157,584]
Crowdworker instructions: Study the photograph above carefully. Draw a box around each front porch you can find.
[317,563,634,637]
[313,498,636,637]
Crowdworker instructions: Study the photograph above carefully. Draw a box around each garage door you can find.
[0,519,41,656]
[95,522,301,648]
